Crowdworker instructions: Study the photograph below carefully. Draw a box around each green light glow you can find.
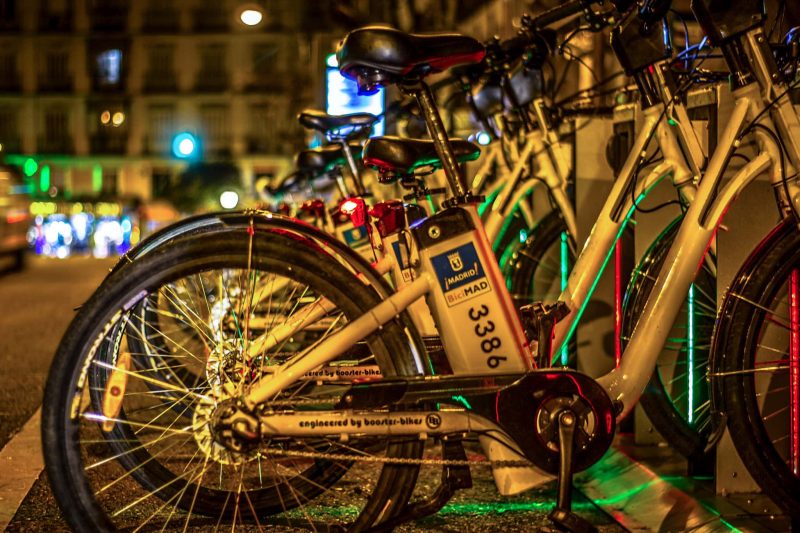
[451,395,472,409]
[560,231,569,366]
[39,165,50,192]
[23,158,38,177]
[92,165,102,192]
[687,283,695,424]
[426,194,436,214]
[555,196,645,364]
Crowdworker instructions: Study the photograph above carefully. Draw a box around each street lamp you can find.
[219,190,239,209]
[172,132,199,159]
[238,4,264,26]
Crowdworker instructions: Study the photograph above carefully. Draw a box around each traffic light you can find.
[172,132,199,159]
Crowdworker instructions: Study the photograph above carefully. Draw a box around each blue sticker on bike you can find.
[430,242,491,306]
[342,225,370,249]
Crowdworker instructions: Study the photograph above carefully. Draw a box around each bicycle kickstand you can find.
[366,436,473,532]
[548,409,597,533]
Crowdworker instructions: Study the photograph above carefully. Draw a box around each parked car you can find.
[0,166,31,269]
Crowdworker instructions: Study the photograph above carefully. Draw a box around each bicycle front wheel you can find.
[42,229,425,531]
[713,219,800,517]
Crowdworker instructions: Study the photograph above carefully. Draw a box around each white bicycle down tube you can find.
[245,274,432,407]
[551,107,665,355]
[597,96,771,418]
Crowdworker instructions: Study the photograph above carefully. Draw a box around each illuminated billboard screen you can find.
[325,55,385,136]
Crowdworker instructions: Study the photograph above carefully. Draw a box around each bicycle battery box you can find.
[610,17,672,75]
[411,205,532,375]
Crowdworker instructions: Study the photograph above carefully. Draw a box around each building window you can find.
[0,105,19,152]
[40,48,71,91]
[151,167,172,198]
[101,167,117,196]
[96,48,122,85]
[200,104,229,154]
[147,104,175,153]
[250,42,286,91]
[90,102,127,154]
[196,44,227,91]
[193,3,227,32]
[249,103,278,153]
[0,49,18,90]
[89,0,129,31]
[40,0,72,31]
[144,44,176,92]
[142,0,178,32]
[0,0,17,30]
[40,106,71,153]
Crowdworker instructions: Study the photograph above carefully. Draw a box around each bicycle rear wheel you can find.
[43,230,425,531]
[713,219,800,517]
[621,216,716,459]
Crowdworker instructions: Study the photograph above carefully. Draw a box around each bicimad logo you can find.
[448,252,463,271]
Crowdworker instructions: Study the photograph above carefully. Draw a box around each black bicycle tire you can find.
[621,216,716,460]
[506,209,575,309]
[713,219,800,518]
[42,230,425,532]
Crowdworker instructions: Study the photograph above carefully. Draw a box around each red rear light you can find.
[339,198,366,227]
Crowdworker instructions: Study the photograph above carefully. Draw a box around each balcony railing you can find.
[90,134,128,154]
[39,11,74,32]
[90,6,128,32]
[38,76,73,93]
[192,8,228,32]
[37,136,74,154]
[141,9,180,33]
[143,74,178,93]
[246,136,277,154]
[0,18,20,32]
[0,76,21,92]
[143,135,171,155]
[202,137,232,158]
[194,72,228,92]
[247,73,289,93]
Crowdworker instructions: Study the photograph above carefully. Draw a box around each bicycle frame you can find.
[190,26,800,498]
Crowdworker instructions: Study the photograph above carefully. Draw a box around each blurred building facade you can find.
[0,0,316,203]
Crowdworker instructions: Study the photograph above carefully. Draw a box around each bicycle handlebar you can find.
[532,0,585,29]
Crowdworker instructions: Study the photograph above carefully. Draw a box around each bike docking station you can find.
[565,60,797,532]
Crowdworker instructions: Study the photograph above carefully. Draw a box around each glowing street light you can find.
[219,190,239,209]
[172,132,199,159]
[239,7,263,26]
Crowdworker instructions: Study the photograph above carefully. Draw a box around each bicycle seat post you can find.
[401,80,471,203]
[338,139,367,196]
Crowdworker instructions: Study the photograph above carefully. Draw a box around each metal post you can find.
[406,81,469,200]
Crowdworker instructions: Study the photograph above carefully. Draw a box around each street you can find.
[0,256,115,449]
[0,256,622,532]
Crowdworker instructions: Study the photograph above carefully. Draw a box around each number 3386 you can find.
[468,304,506,368]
